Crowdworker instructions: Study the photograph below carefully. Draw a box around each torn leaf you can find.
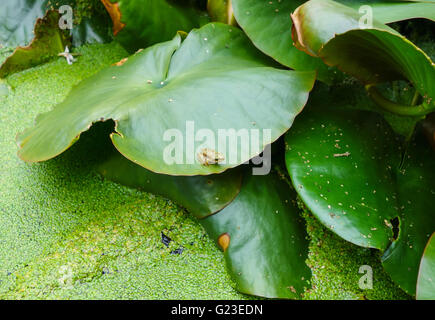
[0,10,71,78]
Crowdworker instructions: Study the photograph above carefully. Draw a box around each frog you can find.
[197,148,225,166]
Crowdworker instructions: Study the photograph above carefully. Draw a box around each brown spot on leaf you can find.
[218,233,230,252]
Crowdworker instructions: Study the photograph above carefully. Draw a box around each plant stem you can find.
[365,84,434,117]
[411,89,420,106]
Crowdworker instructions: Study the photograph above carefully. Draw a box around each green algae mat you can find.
[0,43,247,299]
[1,0,434,300]
[0,43,409,299]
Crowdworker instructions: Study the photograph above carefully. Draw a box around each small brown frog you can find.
[197,148,225,166]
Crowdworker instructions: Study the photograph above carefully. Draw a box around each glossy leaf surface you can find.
[102,0,208,52]
[97,151,242,218]
[291,0,435,115]
[285,108,399,249]
[285,105,435,294]
[232,0,330,80]
[417,233,435,299]
[201,172,311,299]
[231,0,434,82]
[17,23,315,175]
[382,138,435,294]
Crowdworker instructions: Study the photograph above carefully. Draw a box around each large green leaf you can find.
[285,108,398,249]
[417,233,435,299]
[97,151,242,218]
[382,137,435,294]
[200,171,311,299]
[231,0,434,82]
[0,10,70,78]
[291,0,435,116]
[231,0,330,81]
[17,23,315,176]
[285,104,435,294]
[102,0,208,52]
[0,0,111,48]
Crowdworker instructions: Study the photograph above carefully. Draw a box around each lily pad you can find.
[0,10,70,78]
[291,0,435,116]
[200,171,311,299]
[285,108,399,249]
[97,151,242,218]
[231,0,434,82]
[17,23,315,176]
[416,233,435,299]
[231,0,330,81]
[102,0,208,52]
[381,136,435,294]
[285,104,435,294]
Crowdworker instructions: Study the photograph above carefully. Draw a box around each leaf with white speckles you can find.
[285,100,435,295]
[382,140,435,295]
[286,107,400,250]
